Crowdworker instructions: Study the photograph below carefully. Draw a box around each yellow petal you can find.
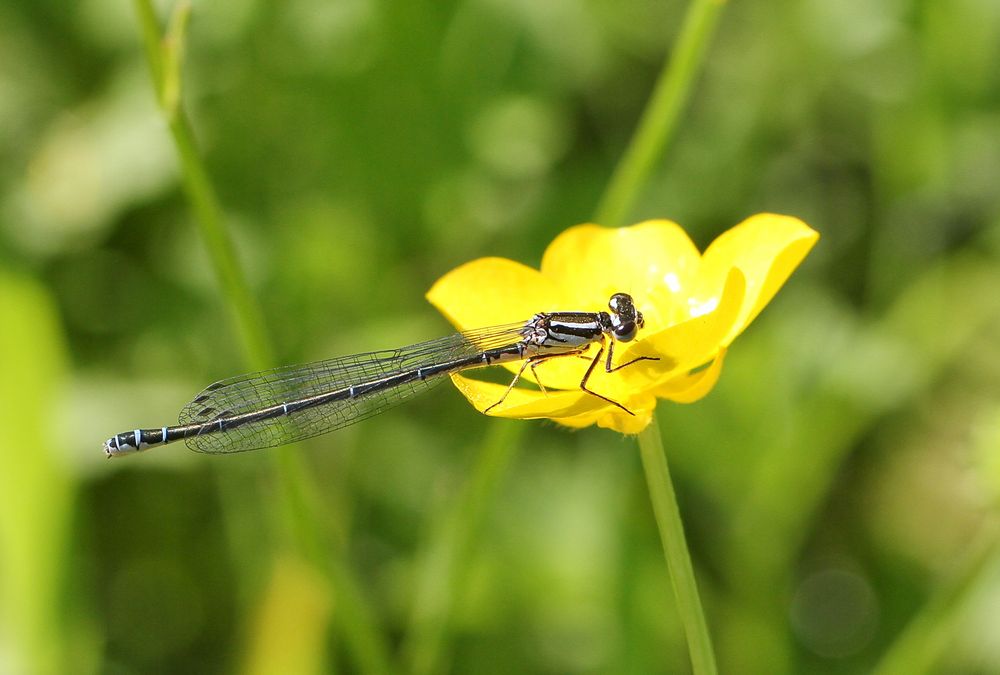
[426,257,567,331]
[518,220,711,394]
[598,402,655,433]
[540,220,703,329]
[428,258,591,388]
[449,370,658,435]
[512,348,591,393]
[618,267,743,394]
[654,349,727,403]
[554,392,657,434]
[449,372,612,419]
[698,214,819,345]
[428,215,817,434]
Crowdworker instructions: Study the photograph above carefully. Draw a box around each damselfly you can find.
[103,293,658,457]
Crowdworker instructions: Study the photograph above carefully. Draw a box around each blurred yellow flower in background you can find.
[427,214,819,434]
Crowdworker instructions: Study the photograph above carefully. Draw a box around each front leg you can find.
[580,338,635,416]
[604,337,659,373]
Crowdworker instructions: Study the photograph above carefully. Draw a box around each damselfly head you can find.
[608,293,643,341]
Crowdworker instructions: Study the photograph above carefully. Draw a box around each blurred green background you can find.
[3,0,1000,673]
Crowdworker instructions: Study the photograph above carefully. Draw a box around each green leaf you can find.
[0,272,73,674]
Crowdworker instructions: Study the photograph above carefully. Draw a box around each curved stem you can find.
[638,415,718,675]
[594,0,727,227]
[872,521,1000,675]
[134,0,271,370]
[403,421,520,675]
[132,3,391,673]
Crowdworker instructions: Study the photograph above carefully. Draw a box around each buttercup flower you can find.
[426,214,818,434]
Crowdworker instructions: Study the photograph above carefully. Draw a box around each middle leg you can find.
[579,339,636,415]
[485,351,583,413]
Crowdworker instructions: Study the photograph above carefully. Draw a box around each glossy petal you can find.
[654,349,727,403]
[553,392,657,434]
[451,369,657,435]
[428,257,595,389]
[698,213,819,345]
[426,256,568,331]
[429,215,817,433]
[449,372,609,419]
[519,220,708,393]
[541,220,702,329]
[623,267,744,395]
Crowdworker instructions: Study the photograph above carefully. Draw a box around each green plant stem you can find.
[275,448,391,675]
[134,0,271,370]
[167,113,274,369]
[402,1,726,670]
[403,421,520,675]
[594,0,727,227]
[638,416,717,675]
[599,0,725,670]
[133,3,391,673]
[872,522,1000,675]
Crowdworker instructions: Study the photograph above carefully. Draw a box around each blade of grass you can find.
[242,557,333,675]
[132,3,391,672]
[606,1,727,672]
[403,420,520,675]
[133,0,271,371]
[0,274,74,675]
[594,0,727,227]
[872,522,1000,675]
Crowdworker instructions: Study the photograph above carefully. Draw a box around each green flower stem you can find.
[133,3,391,673]
[403,1,726,670]
[638,416,718,675]
[599,0,726,669]
[404,420,520,675]
[608,0,726,668]
[872,522,1000,675]
[594,0,727,228]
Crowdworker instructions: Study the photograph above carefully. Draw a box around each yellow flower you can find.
[426,214,819,434]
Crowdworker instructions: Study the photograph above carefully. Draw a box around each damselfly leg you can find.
[484,339,659,416]
[579,337,659,415]
[483,350,585,413]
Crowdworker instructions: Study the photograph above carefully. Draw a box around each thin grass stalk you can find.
[132,2,391,672]
[594,0,727,228]
[872,522,1000,675]
[403,421,520,675]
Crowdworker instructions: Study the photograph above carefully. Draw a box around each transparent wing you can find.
[177,321,530,454]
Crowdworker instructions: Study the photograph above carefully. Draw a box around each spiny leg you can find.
[527,350,585,396]
[603,335,660,373]
[484,352,580,414]
[529,360,548,396]
[579,339,636,416]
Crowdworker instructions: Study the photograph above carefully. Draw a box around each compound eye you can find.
[614,322,637,342]
[609,293,631,313]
